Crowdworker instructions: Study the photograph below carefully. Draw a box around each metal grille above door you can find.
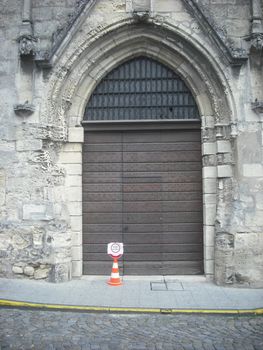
[84,56,200,121]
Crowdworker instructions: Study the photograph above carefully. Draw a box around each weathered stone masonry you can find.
[0,0,262,286]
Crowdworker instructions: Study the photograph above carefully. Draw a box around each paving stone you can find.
[150,282,167,291]
[0,309,263,350]
[166,282,184,291]
[0,309,262,350]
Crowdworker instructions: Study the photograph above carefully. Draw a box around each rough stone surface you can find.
[0,0,263,286]
[12,266,24,274]
[23,265,35,276]
[34,267,50,280]
[0,309,262,350]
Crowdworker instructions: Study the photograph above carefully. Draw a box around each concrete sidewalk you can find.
[0,276,262,312]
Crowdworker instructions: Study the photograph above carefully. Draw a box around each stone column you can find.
[57,127,85,279]
[251,0,263,34]
[22,0,31,24]
[15,0,36,118]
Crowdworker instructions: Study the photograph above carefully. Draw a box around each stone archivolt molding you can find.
[34,0,248,69]
[41,15,238,280]
[44,21,235,130]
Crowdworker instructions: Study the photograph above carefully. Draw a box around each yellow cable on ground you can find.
[0,299,262,315]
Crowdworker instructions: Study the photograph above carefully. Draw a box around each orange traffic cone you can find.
[107,258,122,286]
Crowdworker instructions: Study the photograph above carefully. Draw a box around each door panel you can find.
[82,129,203,275]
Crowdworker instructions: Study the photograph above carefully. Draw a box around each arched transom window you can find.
[84,56,200,121]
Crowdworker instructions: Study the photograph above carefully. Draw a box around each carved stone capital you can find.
[250,33,263,51]
[251,101,263,114]
[14,102,35,117]
[215,124,231,140]
[34,51,52,68]
[230,123,238,139]
[132,10,150,23]
[18,35,37,56]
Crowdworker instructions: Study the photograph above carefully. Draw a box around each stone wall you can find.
[0,0,263,286]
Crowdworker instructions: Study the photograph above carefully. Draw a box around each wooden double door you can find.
[82,126,203,275]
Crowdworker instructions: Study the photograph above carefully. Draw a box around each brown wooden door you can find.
[82,128,203,275]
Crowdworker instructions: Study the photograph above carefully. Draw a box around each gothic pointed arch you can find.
[43,22,237,282]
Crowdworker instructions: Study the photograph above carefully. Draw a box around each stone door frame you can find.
[52,22,235,281]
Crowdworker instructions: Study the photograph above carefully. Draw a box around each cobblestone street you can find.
[0,308,262,350]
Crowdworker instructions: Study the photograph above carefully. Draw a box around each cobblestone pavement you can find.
[0,308,262,350]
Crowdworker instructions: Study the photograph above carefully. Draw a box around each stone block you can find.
[12,266,23,274]
[204,246,215,260]
[72,231,82,245]
[203,154,217,167]
[203,194,216,204]
[72,245,82,260]
[203,204,216,226]
[255,192,263,210]
[68,202,82,216]
[58,152,82,164]
[33,0,67,7]
[16,139,42,151]
[0,151,17,165]
[23,204,53,221]
[65,175,82,187]
[0,170,6,205]
[204,259,214,275]
[49,262,72,283]
[32,232,44,248]
[132,0,150,11]
[243,164,263,177]
[203,166,217,178]
[50,231,71,248]
[0,141,15,151]
[245,210,263,226]
[217,165,233,178]
[66,187,82,202]
[12,234,29,249]
[202,142,216,155]
[72,260,82,277]
[204,225,215,247]
[239,132,262,163]
[34,267,49,280]
[64,164,82,175]
[201,116,215,128]
[24,266,34,276]
[0,126,16,141]
[70,216,82,231]
[196,93,213,115]
[154,0,183,12]
[126,0,132,11]
[203,178,217,194]
[46,186,66,202]
[217,140,231,153]
[68,127,84,143]
[63,143,82,152]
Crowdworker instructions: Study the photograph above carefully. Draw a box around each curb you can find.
[0,299,263,315]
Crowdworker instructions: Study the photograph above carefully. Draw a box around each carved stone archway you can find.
[45,22,236,281]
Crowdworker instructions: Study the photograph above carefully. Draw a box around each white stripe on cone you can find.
[111,272,120,278]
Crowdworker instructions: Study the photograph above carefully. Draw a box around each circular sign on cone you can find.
[107,242,123,259]
[107,242,123,286]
